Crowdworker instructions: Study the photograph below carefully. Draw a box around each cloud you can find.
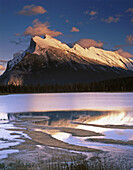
[126,8,133,14]
[0,65,6,75]
[10,40,20,45]
[0,60,7,63]
[101,16,120,23]
[10,37,30,45]
[60,15,64,18]
[71,27,80,32]
[117,49,133,58]
[0,60,7,75]
[114,35,133,49]
[0,65,6,71]
[23,19,62,37]
[84,11,89,15]
[114,44,127,48]
[126,35,133,44]
[84,10,98,16]
[90,16,97,20]
[14,33,20,36]
[131,18,133,22]
[0,63,6,75]
[18,5,47,16]
[114,43,133,49]
[73,39,103,48]
[89,11,98,16]
[65,19,69,23]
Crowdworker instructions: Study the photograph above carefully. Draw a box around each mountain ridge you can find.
[8,35,133,71]
[0,35,133,86]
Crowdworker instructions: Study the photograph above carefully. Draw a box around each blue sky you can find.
[0,0,133,66]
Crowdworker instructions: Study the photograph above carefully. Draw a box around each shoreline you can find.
[0,91,133,96]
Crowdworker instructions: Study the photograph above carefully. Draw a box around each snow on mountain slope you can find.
[8,35,133,71]
[32,35,133,71]
[85,47,133,71]
[33,35,70,51]
[8,48,33,71]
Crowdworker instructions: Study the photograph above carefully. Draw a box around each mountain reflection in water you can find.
[17,110,133,142]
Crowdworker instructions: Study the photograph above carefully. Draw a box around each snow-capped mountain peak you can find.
[1,35,133,86]
[32,36,133,71]
[8,35,133,72]
[33,35,70,51]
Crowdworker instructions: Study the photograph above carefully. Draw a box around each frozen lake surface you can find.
[0,93,133,113]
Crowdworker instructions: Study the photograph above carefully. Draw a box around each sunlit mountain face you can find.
[1,35,133,86]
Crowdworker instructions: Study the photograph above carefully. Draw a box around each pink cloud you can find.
[84,11,89,15]
[0,65,6,75]
[114,44,127,48]
[71,27,80,32]
[0,60,7,75]
[65,19,69,23]
[0,60,7,63]
[18,5,47,16]
[126,8,133,13]
[114,35,133,48]
[126,35,133,44]
[14,33,20,36]
[0,65,6,71]
[101,16,120,23]
[89,11,98,16]
[84,10,98,16]
[117,49,133,58]
[23,19,62,37]
[74,39,103,48]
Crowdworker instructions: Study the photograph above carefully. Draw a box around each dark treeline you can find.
[0,76,133,93]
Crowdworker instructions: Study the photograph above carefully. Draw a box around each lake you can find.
[0,92,133,167]
[0,92,133,113]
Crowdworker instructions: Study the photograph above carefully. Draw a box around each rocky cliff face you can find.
[0,35,133,85]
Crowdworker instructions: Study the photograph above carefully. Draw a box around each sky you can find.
[0,0,133,74]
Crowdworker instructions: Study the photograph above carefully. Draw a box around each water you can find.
[0,93,133,159]
[0,93,133,113]
[32,110,133,151]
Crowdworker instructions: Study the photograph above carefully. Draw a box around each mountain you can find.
[0,35,133,85]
